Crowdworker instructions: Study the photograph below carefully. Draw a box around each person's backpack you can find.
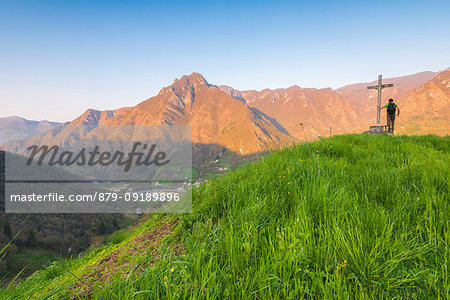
[387,102,397,115]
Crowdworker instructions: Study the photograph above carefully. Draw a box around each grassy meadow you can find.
[1,134,449,299]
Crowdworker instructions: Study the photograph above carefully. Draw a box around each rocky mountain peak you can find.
[171,72,208,89]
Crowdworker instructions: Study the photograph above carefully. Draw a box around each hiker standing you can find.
[378,98,400,132]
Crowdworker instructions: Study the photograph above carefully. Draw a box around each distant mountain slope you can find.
[0,116,61,145]
[71,107,132,126]
[220,85,362,139]
[338,71,439,92]
[394,70,450,135]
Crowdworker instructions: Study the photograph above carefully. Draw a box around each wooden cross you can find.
[367,75,394,125]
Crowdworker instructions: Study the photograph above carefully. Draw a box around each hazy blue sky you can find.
[1,0,449,122]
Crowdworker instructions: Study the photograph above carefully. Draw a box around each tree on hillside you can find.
[26,229,37,247]
[3,219,12,239]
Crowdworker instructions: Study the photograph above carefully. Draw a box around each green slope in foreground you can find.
[1,134,449,299]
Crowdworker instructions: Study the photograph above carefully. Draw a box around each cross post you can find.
[367,75,394,125]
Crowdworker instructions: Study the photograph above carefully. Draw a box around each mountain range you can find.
[2,69,449,154]
[0,116,61,145]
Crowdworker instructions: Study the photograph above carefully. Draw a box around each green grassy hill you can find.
[1,134,449,299]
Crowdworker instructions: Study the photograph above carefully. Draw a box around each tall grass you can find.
[2,134,449,299]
